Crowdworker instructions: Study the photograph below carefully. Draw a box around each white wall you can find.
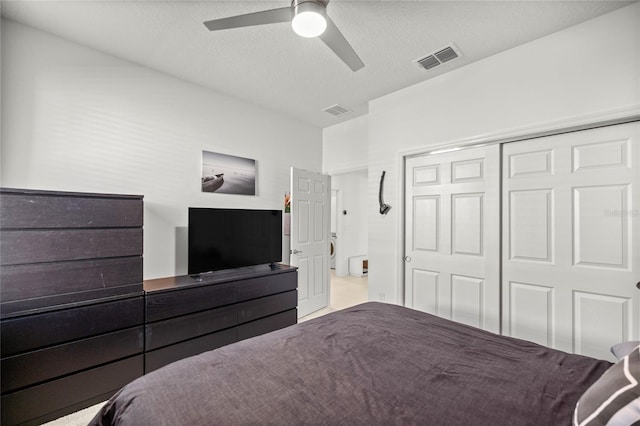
[331,170,368,276]
[322,114,368,174]
[364,3,639,304]
[1,19,323,279]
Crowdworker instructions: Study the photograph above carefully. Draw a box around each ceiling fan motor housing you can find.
[292,0,329,19]
[291,0,329,38]
[292,0,329,8]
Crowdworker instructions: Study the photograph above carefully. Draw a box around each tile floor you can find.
[299,270,369,322]
[44,270,368,425]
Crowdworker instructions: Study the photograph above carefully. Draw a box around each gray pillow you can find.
[574,344,640,425]
[611,341,640,360]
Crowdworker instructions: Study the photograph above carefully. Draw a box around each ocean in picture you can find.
[202,150,256,195]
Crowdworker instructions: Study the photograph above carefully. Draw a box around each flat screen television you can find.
[188,207,282,275]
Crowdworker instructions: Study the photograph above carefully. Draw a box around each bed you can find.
[89,302,638,426]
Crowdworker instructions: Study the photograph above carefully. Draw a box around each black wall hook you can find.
[379,171,391,215]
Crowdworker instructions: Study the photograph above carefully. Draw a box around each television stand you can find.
[143,264,298,373]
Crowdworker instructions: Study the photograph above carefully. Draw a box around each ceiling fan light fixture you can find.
[291,1,327,38]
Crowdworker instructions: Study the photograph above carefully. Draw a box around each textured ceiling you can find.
[1,0,633,128]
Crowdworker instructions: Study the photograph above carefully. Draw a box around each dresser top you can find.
[0,187,143,199]
[144,264,297,293]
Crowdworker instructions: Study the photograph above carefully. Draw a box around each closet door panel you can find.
[450,274,484,328]
[413,196,439,252]
[451,193,483,256]
[502,122,639,361]
[573,185,629,268]
[508,189,553,263]
[574,292,630,361]
[405,145,500,332]
[411,269,439,316]
[508,281,554,347]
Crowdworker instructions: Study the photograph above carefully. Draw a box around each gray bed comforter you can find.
[90,302,611,425]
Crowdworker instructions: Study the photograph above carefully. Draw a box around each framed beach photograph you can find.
[201,150,256,195]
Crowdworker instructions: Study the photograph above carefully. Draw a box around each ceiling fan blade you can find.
[204,7,292,31]
[318,16,364,72]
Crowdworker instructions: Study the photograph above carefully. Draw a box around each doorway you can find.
[327,170,369,314]
[299,270,368,322]
[330,190,338,269]
[330,170,368,277]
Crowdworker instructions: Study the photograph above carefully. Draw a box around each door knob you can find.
[291,249,302,255]
[404,256,412,263]
[636,281,640,290]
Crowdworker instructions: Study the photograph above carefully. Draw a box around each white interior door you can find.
[502,122,640,361]
[290,167,331,318]
[404,145,500,332]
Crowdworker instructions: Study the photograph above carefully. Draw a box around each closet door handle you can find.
[291,249,302,255]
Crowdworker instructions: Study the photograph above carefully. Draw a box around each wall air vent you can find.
[415,44,461,71]
[322,104,352,117]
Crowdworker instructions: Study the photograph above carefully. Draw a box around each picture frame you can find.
[201,150,256,195]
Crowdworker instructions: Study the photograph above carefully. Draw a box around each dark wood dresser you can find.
[0,188,298,425]
[144,265,298,373]
[0,188,145,426]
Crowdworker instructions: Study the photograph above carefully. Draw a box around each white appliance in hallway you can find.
[330,233,337,269]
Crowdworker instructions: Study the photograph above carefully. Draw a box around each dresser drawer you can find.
[0,192,143,229]
[1,257,142,303]
[237,270,297,301]
[145,328,237,374]
[237,290,298,324]
[1,355,143,426]
[1,296,144,357]
[0,228,143,266]
[1,326,144,393]
[237,309,297,341]
[145,282,236,322]
[146,305,237,351]
[1,257,143,317]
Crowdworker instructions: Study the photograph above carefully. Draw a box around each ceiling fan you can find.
[203,0,364,72]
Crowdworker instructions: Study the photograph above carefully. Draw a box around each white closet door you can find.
[502,122,640,361]
[405,145,500,332]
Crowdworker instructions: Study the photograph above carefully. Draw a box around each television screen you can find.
[188,208,282,275]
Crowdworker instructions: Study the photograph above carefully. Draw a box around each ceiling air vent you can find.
[415,44,461,71]
[322,104,352,117]
[417,55,440,70]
